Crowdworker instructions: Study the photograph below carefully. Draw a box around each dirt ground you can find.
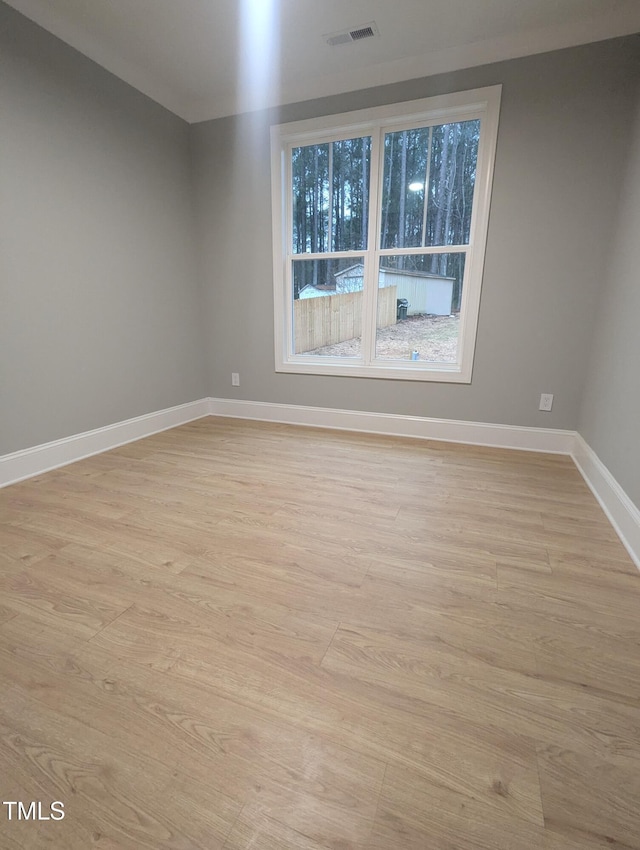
[305,314,459,362]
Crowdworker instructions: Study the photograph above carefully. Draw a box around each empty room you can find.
[1,1,640,848]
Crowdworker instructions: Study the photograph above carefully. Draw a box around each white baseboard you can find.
[0,398,210,488]
[208,397,577,454]
[572,434,640,570]
[0,398,575,490]
[3,395,638,571]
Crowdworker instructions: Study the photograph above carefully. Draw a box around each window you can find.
[271,86,501,382]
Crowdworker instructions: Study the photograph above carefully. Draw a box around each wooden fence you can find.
[294,286,397,354]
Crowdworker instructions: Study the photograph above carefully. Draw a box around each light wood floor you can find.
[1,417,639,849]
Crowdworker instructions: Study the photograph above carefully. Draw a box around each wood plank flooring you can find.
[1,416,639,849]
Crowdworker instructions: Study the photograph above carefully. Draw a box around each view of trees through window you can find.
[291,119,479,311]
[273,87,500,379]
[381,120,479,312]
[290,119,480,362]
[292,136,371,295]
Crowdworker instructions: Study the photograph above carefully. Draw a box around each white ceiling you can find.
[5,0,640,123]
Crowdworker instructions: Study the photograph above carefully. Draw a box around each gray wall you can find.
[580,83,640,508]
[191,37,640,431]
[0,4,206,455]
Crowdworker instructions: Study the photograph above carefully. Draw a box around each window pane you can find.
[380,120,480,250]
[375,253,466,363]
[292,137,371,254]
[292,257,364,357]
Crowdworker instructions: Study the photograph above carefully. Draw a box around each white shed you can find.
[334,264,455,316]
[380,268,455,316]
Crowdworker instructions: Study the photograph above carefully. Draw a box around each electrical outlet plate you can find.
[231,372,240,387]
[539,393,553,411]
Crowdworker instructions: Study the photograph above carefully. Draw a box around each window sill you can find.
[275,358,472,383]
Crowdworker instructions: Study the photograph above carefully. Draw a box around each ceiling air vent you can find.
[325,22,379,47]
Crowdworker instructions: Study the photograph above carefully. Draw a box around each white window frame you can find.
[270,85,501,383]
